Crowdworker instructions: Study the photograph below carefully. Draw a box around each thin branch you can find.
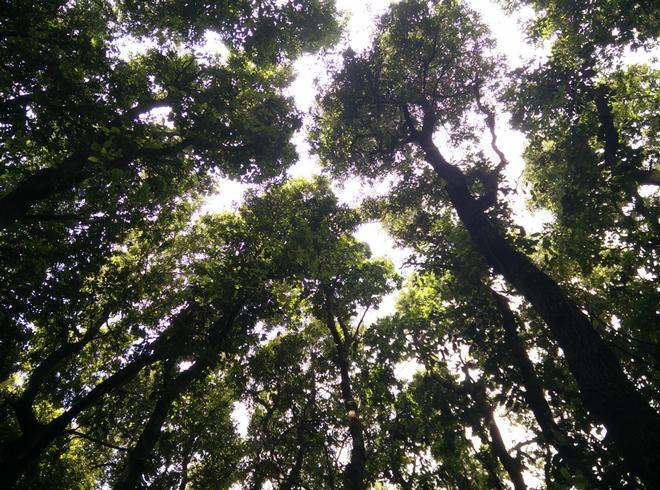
[351,305,371,343]
[473,82,508,172]
[65,430,128,452]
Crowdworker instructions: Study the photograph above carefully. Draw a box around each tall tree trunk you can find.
[11,310,109,434]
[0,140,188,227]
[412,123,660,486]
[281,388,315,490]
[324,306,367,490]
[177,436,196,490]
[0,305,200,486]
[491,291,599,487]
[114,361,207,490]
[472,429,506,490]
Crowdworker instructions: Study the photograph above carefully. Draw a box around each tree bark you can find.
[0,304,203,486]
[280,390,315,490]
[491,291,599,487]
[11,310,109,434]
[472,426,506,490]
[0,140,189,228]
[465,377,527,490]
[412,121,660,486]
[114,361,208,490]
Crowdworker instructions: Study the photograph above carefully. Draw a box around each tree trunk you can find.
[0,351,160,488]
[491,291,599,487]
[414,127,660,486]
[114,312,238,489]
[468,379,527,490]
[114,361,207,490]
[0,305,203,486]
[473,429,506,490]
[281,378,315,490]
[324,306,367,490]
[0,140,189,227]
[11,311,109,434]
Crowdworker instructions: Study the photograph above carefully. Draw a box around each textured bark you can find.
[11,311,109,434]
[410,120,660,486]
[492,291,599,487]
[177,438,195,490]
[389,460,412,490]
[472,427,506,490]
[280,391,315,490]
[324,304,366,490]
[114,361,207,490]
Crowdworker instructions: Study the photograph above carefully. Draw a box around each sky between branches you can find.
[201,0,552,324]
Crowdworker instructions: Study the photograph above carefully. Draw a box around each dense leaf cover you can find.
[0,0,658,488]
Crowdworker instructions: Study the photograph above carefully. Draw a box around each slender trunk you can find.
[177,436,196,490]
[0,305,201,486]
[11,311,109,433]
[430,372,510,490]
[324,306,366,490]
[415,127,660,486]
[389,455,413,490]
[491,291,599,487]
[114,312,238,489]
[467,379,527,490]
[280,438,306,490]
[323,438,338,490]
[281,379,315,490]
[114,360,208,490]
[472,431,505,490]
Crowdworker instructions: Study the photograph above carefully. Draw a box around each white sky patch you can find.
[336,0,393,52]
[201,177,253,214]
[354,221,411,271]
[231,401,250,438]
[286,129,322,178]
[178,360,193,372]
[194,30,230,64]
[354,222,413,324]
[467,0,545,68]
[115,35,157,60]
[394,358,424,382]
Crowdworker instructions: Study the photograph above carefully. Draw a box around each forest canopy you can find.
[0,0,658,488]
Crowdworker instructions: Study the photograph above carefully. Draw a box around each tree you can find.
[0,0,338,415]
[237,177,398,489]
[504,0,660,406]
[312,0,660,484]
[3,0,659,488]
[1,2,340,486]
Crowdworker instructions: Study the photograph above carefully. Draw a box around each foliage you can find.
[1,0,658,489]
